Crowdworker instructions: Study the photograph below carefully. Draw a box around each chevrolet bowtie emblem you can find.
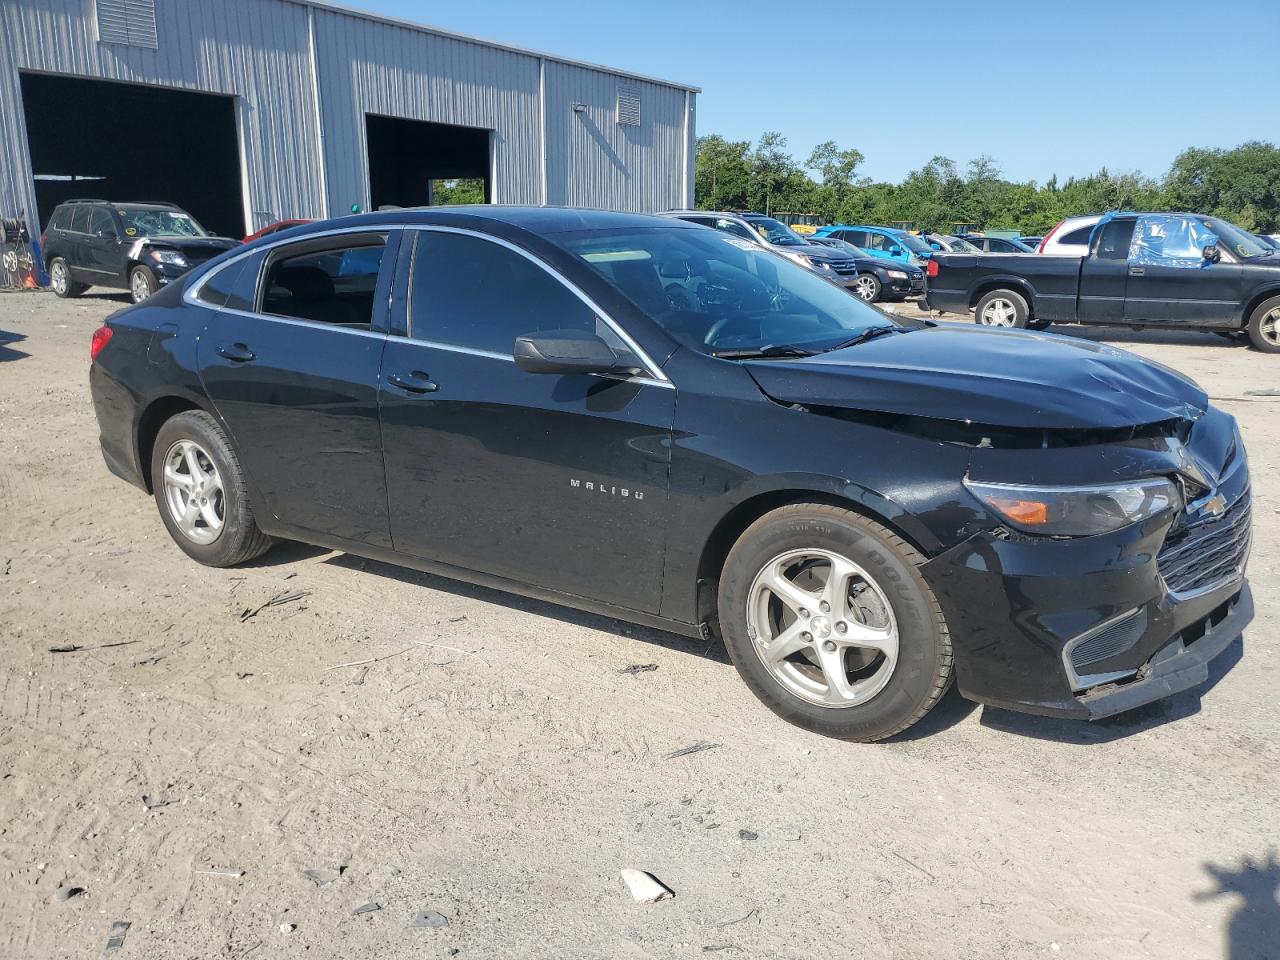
[1203,493,1228,517]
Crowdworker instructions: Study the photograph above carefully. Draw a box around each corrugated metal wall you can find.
[0,0,324,233]
[544,62,691,212]
[0,0,696,233]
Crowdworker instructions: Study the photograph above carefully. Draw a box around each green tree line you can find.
[694,135,1280,234]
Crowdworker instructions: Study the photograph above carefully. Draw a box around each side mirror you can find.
[1202,244,1221,264]
[514,329,619,375]
[889,245,903,256]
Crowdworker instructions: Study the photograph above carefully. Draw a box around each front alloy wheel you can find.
[1247,296,1280,353]
[718,503,953,741]
[747,548,898,707]
[853,274,881,302]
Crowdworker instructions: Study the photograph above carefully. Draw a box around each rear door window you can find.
[70,205,89,234]
[259,236,386,327]
[1095,220,1135,260]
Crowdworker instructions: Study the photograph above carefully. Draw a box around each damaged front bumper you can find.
[921,491,1252,720]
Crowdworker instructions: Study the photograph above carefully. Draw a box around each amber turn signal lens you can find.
[986,496,1049,526]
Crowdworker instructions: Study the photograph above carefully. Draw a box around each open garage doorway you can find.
[365,115,491,211]
[20,73,245,238]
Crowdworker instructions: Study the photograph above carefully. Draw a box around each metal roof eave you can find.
[285,0,702,94]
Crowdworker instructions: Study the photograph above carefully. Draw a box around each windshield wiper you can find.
[711,344,818,360]
[824,325,901,352]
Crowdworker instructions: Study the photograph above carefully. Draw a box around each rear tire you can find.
[130,265,158,303]
[150,410,272,567]
[49,258,85,298]
[975,289,1029,328]
[1246,296,1280,353]
[718,504,953,742]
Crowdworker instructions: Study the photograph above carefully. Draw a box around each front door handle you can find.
[1128,266,1145,277]
[387,370,439,394]
[217,342,256,362]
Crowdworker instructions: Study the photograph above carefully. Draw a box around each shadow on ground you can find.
[0,328,28,362]
[1194,849,1280,960]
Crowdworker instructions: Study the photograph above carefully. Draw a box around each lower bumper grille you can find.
[1070,609,1147,672]
[1158,492,1252,596]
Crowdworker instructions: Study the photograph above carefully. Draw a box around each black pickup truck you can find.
[924,212,1280,353]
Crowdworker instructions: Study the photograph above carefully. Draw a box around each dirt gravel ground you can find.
[1,291,1278,960]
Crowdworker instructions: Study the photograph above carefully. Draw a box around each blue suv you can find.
[814,225,933,267]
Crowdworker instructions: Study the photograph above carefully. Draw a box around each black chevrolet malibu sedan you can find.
[88,208,1253,741]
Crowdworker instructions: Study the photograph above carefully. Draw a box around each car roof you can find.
[314,205,699,235]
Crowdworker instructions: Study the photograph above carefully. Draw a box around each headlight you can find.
[886,270,908,280]
[148,249,188,266]
[964,477,1181,536]
[805,256,834,271]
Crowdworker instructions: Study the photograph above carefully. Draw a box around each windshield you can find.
[116,208,208,239]
[559,227,896,357]
[945,236,981,253]
[893,231,932,254]
[1206,217,1269,259]
[746,217,809,247]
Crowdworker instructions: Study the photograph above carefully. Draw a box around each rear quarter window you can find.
[195,258,248,308]
[1059,226,1095,246]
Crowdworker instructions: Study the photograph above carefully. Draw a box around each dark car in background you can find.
[88,207,1252,741]
[955,234,1037,254]
[808,235,926,302]
[43,200,238,303]
[926,211,1280,352]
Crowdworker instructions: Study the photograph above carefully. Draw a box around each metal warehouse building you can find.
[0,0,698,239]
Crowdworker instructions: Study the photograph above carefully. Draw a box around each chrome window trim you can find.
[183,223,406,309]
[211,306,390,340]
[403,224,672,387]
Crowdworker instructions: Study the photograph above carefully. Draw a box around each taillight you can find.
[926,258,939,279]
[1038,220,1065,254]
[90,326,113,360]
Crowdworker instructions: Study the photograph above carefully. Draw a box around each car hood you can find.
[130,236,239,255]
[857,257,921,275]
[743,326,1207,430]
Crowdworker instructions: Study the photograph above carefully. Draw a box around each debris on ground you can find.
[353,901,381,916]
[411,909,449,928]
[52,884,84,902]
[141,795,172,810]
[104,921,130,952]
[619,663,658,675]
[281,571,298,580]
[236,671,252,680]
[134,655,163,667]
[279,922,296,935]
[620,868,674,903]
[303,865,346,886]
[239,590,311,622]
[196,867,245,878]
[738,830,758,841]
[48,644,81,653]
[666,741,721,759]
[448,615,467,622]
[326,648,411,671]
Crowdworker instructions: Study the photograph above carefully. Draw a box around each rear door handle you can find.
[387,370,439,394]
[217,343,256,362]
[1128,266,1145,277]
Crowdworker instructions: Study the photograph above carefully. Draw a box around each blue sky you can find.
[340,0,1279,185]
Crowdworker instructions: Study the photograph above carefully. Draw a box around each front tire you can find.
[49,258,85,298]
[718,504,953,742]
[975,289,1029,328]
[130,265,158,303]
[852,273,881,303]
[1246,296,1280,353]
[150,410,272,567]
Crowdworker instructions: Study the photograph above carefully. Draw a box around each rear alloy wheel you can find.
[975,289,1030,328]
[1246,296,1280,354]
[130,265,158,303]
[853,274,881,303]
[719,504,953,741]
[49,258,84,298]
[150,410,272,567]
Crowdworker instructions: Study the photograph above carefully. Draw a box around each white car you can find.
[1037,214,1102,255]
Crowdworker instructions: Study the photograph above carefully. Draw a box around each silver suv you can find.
[661,210,860,290]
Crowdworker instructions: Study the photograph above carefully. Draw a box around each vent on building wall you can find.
[96,0,158,49]
[616,85,640,126]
